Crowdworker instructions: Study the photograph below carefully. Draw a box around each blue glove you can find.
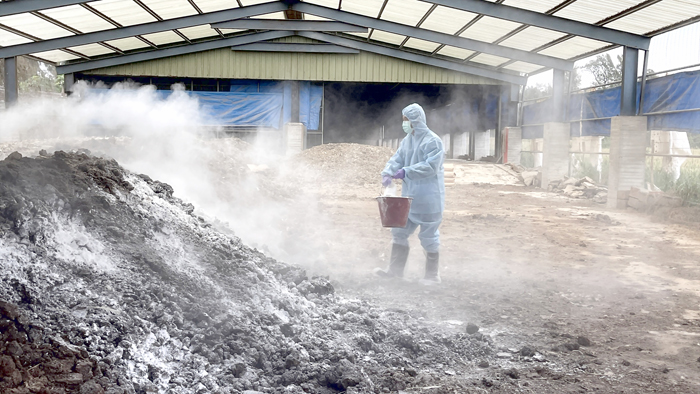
[393,169,405,179]
[382,175,392,187]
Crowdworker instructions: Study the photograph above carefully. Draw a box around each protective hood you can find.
[402,103,430,137]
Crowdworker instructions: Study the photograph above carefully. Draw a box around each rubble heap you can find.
[0,151,496,394]
[547,176,608,204]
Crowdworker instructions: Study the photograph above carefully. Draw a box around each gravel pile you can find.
[0,150,500,394]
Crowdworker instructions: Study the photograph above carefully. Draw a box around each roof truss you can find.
[211,20,367,33]
[423,0,651,50]
[291,2,573,70]
[298,31,527,85]
[56,30,295,74]
[0,2,288,59]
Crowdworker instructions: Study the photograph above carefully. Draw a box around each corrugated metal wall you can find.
[83,37,501,85]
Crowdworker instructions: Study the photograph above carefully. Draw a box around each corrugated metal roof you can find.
[0,0,697,80]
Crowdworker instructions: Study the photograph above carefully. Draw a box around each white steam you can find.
[0,82,328,267]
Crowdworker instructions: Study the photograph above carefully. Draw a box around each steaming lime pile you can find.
[0,151,506,393]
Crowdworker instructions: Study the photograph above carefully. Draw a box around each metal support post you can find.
[4,57,18,108]
[638,50,649,115]
[291,81,300,123]
[620,46,639,116]
[64,72,75,95]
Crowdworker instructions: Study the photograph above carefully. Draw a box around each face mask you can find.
[402,120,412,134]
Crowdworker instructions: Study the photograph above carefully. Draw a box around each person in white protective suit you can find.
[375,103,445,285]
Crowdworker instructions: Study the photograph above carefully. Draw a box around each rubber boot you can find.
[374,244,410,278]
[419,252,441,285]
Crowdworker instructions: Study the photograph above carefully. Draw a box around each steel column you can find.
[620,46,639,116]
[3,57,18,108]
[638,50,649,115]
[63,72,75,94]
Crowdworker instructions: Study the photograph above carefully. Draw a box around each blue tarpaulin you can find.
[522,71,700,139]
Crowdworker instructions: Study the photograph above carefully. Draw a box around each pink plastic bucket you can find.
[376,196,412,228]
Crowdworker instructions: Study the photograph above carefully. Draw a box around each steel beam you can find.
[422,0,650,50]
[212,19,367,32]
[620,46,639,116]
[292,2,572,70]
[231,42,359,53]
[3,57,18,108]
[56,31,295,75]
[0,0,88,17]
[297,31,527,85]
[0,2,288,58]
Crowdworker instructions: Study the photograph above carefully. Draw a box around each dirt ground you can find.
[300,166,700,393]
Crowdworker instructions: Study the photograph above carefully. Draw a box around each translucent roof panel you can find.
[90,0,157,27]
[370,30,407,46]
[241,0,281,5]
[141,31,186,46]
[503,61,542,74]
[340,0,385,17]
[105,37,152,51]
[459,16,522,43]
[251,12,287,19]
[195,0,239,13]
[499,26,567,52]
[381,0,434,26]
[346,31,370,39]
[553,0,639,25]
[141,0,198,20]
[41,5,116,33]
[502,0,563,13]
[303,14,332,21]
[420,6,478,35]
[32,50,80,63]
[0,30,33,47]
[605,0,700,35]
[179,25,222,40]
[437,45,475,60]
[470,53,510,67]
[0,13,74,40]
[403,38,441,53]
[67,43,116,57]
[305,0,341,9]
[539,36,609,59]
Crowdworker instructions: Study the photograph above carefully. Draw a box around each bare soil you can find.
[305,179,700,393]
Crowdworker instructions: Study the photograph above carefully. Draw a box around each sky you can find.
[526,21,700,90]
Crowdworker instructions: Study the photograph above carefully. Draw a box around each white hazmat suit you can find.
[382,103,445,253]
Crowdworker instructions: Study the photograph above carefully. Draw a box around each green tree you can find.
[1,56,62,93]
[583,53,623,86]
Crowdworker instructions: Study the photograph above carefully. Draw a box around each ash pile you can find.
[0,151,496,393]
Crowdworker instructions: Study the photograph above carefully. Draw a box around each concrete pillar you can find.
[552,69,566,122]
[504,127,522,165]
[473,131,490,161]
[607,116,647,208]
[453,132,469,158]
[441,134,451,158]
[4,57,18,108]
[541,122,570,187]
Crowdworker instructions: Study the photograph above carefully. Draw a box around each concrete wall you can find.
[505,127,522,165]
